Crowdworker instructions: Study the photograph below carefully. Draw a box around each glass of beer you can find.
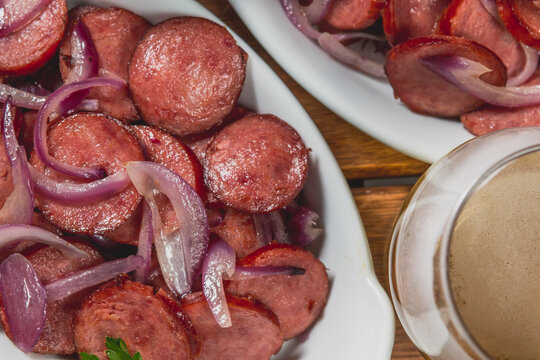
[389,127,540,360]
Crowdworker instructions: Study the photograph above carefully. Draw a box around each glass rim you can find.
[439,143,540,360]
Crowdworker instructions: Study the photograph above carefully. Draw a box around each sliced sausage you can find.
[205,114,309,213]
[382,0,451,46]
[74,278,194,360]
[461,70,540,135]
[59,7,151,123]
[128,17,247,136]
[385,35,507,117]
[181,292,283,360]
[102,205,142,246]
[438,0,525,78]
[0,0,67,75]
[497,0,540,50]
[225,243,329,339]
[0,239,104,354]
[323,0,386,31]
[30,112,144,234]
[210,207,260,257]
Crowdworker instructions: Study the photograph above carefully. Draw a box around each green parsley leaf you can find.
[79,353,100,360]
[79,337,142,360]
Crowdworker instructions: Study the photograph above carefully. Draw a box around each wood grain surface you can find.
[197,1,430,358]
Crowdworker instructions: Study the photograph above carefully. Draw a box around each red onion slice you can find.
[422,55,540,108]
[288,206,324,246]
[268,211,289,243]
[45,255,144,303]
[304,0,331,24]
[126,161,209,297]
[0,83,46,109]
[0,147,34,225]
[480,0,501,23]
[280,0,320,39]
[227,265,305,280]
[202,239,236,328]
[0,0,52,37]
[0,253,47,353]
[66,20,99,83]
[0,224,88,258]
[29,166,130,205]
[332,31,387,43]
[134,203,153,283]
[507,44,539,86]
[1,98,34,224]
[318,32,386,78]
[33,76,125,180]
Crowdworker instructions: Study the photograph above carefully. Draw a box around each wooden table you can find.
[198,1,431,358]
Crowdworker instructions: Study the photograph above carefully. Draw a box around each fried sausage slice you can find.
[0,0,67,75]
[74,278,194,360]
[205,114,309,213]
[226,243,329,339]
[385,35,507,117]
[30,112,144,234]
[182,292,283,360]
[128,17,247,136]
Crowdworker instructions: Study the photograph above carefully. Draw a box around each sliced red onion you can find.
[79,99,99,111]
[422,55,540,107]
[0,0,52,37]
[202,239,236,328]
[507,45,539,86]
[33,76,125,180]
[0,83,46,109]
[288,206,324,246]
[227,265,305,280]
[126,161,209,297]
[0,224,87,258]
[16,81,50,97]
[304,0,331,24]
[134,203,153,283]
[480,0,501,22]
[45,255,144,302]
[252,213,272,246]
[29,166,130,204]
[0,147,34,225]
[332,31,387,43]
[206,207,225,228]
[268,211,289,243]
[318,32,386,78]
[1,98,34,224]
[66,20,99,83]
[0,253,47,353]
[280,0,320,39]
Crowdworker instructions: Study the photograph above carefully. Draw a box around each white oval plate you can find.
[4,1,395,359]
[229,0,475,163]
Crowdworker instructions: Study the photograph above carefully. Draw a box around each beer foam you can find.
[449,151,540,360]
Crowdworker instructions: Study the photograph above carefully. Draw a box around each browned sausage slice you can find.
[461,70,540,135]
[128,17,247,136]
[438,0,525,78]
[323,0,386,30]
[0,0,67,75]
[210,207,260,257]
[225,243,329,339]
[382,0,451,45]
[74,278,194,360]
[181,292,283,360]
[59,7,151,123]
[30,112,144,234]
[0,136,13,212]
[497,0,540,50]
[0,239,104,354]
[205,114,309,213]
[385,35,507,117]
